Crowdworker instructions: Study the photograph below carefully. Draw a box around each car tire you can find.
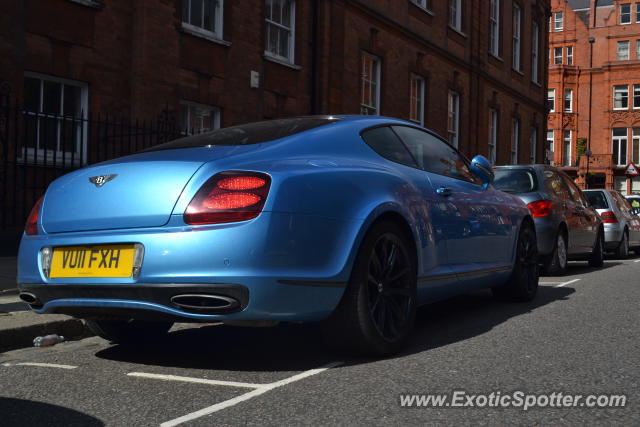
[615,229,629,259]
[588,227,604,268]
[543,230,568,276]
[493,221,539,302]
[85,319,173,344]
[322,221,417,356]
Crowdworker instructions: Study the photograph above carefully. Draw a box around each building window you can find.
[532,22,539,82]
[547,130,555,165]
[614,85,629,109]
[617,40,630,60]
[448,91,460,148]
[554,11,563,31]
[449,0,462,31]
[410,0,433,11]
[182,0,224,38]
[265,0,295,63]
[634,84,640,109]
[554,47,563,65]
[530,127,537,163]
[22,73,88,166]
[566,46,573,65]
[489,0,500,56]
[612,128,628,166]
[512,4,521,70]
[180,101,220,135]
[620,3,631,24]
[409,74,425,125]
[636,3,640,22]
[489,109,498,165]
[633,128,640,164]
[563,130,572,166]
[547,89,556,112]
[511,118,519,164]
[637,40,640,59]
[564,89,573,112]
[361,52,380,115]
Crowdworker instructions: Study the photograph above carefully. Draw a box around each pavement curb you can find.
[0,316,92,353]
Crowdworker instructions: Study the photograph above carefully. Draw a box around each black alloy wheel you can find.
[493,222,539,302]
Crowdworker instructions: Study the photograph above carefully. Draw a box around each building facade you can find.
[548,0,640,193]
[0,0,550,242]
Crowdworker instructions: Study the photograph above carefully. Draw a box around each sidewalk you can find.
[0,257,89,352]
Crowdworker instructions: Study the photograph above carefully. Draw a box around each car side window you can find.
[391,126,478,183]
[612,191,632,212]
[544,170,571,201]
[560,173,587,206]
[361,126,418,168]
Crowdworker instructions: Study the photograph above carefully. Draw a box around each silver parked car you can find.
[583,189,640,257]
[493,165,604,275]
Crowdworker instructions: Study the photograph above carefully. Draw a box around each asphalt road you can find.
[1,255,639,426]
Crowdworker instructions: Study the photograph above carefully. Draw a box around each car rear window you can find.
[585,191,609,209]
[144,117,340,151]
[493,169,538,193]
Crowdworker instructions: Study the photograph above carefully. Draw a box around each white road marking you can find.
[2,362,77,369]
[634,260,640,263]
[554,278,581,288]
[539,282,562,285]
[159,361,342,427]
[127,372,264,389]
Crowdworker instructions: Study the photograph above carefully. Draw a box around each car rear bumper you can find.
[533,217,557,256]
[603,223,624,250]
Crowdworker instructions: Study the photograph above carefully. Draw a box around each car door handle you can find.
[436,187,453,197]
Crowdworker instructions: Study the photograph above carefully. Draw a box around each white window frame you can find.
[553,47,563,65]
[617,40,630,60]
[21,72,88,166]
[633,128,640,164]
[566,46,573,65]
[180,101,221,136]
[512,4,521,71]
[489,0,500,56]
[554,11,563,32]
[410,0,432,11]
[636,3,640,22]
[360,52,381,115]
[511,118,519,164]
[530,127,537,164]
[547,89,556,112]
[612,128,628,166]
[449,0,462,31]
[532,22,539,82]
[614,85,629,110]
[636,40,640,59]
[409,74,425,126]
[620,3,632,24]
[563,130,572,167]
[547,129,555,165]
[265,0,296,64]
[448,91,460,148]
[182,0,224,40]
[634,84,640,109]
[489,109,498,165]
[564,89,573,112]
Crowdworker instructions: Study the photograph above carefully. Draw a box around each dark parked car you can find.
[493,165,603,275]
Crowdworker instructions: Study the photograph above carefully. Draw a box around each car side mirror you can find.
[470,155,494,189]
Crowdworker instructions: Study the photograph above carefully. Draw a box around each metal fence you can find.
[0,94,179,231]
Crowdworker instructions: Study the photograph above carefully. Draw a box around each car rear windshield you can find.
[144,117,340,151]
[493,169,538,193]
[585,191,609,209]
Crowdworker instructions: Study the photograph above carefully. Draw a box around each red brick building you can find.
[548,0,640,193]
[0,0,550,240]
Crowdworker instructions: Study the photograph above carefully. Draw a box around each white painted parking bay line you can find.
[539,282,562,285]
[635,260,640,263]
[159,361,342,427]
[127,372,264,389]
[555,278,580,288]
[2,362,78,370]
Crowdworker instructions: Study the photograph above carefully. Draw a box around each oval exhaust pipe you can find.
[171,294,239,312]
[19,292,40,305]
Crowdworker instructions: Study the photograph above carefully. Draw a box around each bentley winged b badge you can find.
[89,174,118,187]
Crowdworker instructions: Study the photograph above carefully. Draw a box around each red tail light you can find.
[600,211,618,223]
[527,200,553,218]
[25,196,44,235]
[184,172,271,225]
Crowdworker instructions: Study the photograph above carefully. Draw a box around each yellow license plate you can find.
[49,244,136,278]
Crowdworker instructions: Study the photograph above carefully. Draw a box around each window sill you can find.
[531,80,543,88]
[488,53,503,62]
[408,2,434,16]
[447,25,467,38]
[512,68,524,76]
[263,53,302,70]
[180,24,231,47]
[67,0,102,9]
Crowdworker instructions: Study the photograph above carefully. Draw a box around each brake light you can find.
[527,200,553,218]
[184,172,271,225]
[600,211,618,223]
[25,196,44,235]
